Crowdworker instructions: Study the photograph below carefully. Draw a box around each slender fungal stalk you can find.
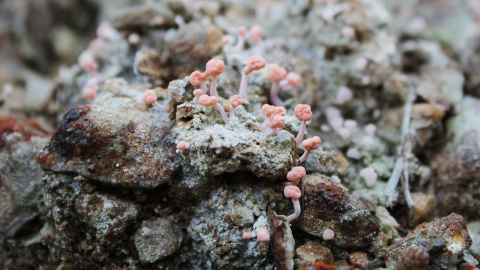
[286,199,301,223]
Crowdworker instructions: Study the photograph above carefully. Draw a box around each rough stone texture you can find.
[295,242,334,268]
[175,102,297,181]
[386,213,471,270]
[43,174,140,269]
[300,174,380,248]
[181,181,275,270]
[0,133,50,270]
[39,80,176,189]
[432,96,480,219]
[134,217,183,263]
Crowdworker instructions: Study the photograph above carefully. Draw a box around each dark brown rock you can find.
[39,84,176,189]
[300,174,379,248]
[386,213,471,270]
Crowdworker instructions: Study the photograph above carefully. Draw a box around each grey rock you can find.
[134,218,183,263]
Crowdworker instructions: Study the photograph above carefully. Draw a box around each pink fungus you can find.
[242,231,254,240]
[176,141,190,152]
[244,56,266,75]
[143,90,157,106]
[268,114,285,129]
[262,104,286,118]
[267,64,288,106]
[78,51,98,74]
[295,104,313,144]
[298,136,321,163]
[198,95,218,108]
[294,104,312,121]
[287,166,306,183]
[248,25,263,44]
[303,136,321,151]
[239,56,266,99]
[238,26,248,38]
[193,88,206,97]
[205,58,225,77]
[267,64,287,82]
[82,85,97,100]
[286,72,302,88]
[229,95,246,108]
[256,227,270,242]
[322,228,335,240]
[284,185,302,199]
[189,70,208,87]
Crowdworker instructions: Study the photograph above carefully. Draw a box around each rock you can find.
[43,174,140,268]
[0,134,48,234]
[74,191,139,239]
[386,213,471,270]
[300,174,380,248]
[410,192,436,226]
[296,241,334,268]
[39,80,176,189]
[134,217,183,263]
[349,251,369,269]
[432,96,480,218]
[175,106,296,181]
[183,182,274,269]
[112,3,176,31]
[304,148,349,176]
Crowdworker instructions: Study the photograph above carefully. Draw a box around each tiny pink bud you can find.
[198,95,218,107]
[267,64,287,82]
[284,185,302,199]
[82,83,97,100]
[205,58,225,77]
[322,228,335,240]
[79,51,98,74]
[262,104,286,118]
[238,26,247,38]
[229,95,246,108]
[143,90,157,106]
[193,88,206,97]
[287,166,307,183]
[248,25,263,44]
[223,35,232,45]
[303,136,321,151]
[176,141,190,152]
[269,114,285,129]
[242,231,254,240]
[294,104,312,121]
[223,103,233,113]
[256,227,270,242]
[244,56,266,74]
[189,71,208,87]
[286,72,302,88]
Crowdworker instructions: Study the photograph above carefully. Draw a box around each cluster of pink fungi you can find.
[174,54,322,243]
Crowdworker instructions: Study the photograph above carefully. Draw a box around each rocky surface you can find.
[2,0,480,269]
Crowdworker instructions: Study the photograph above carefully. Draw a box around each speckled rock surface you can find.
[134,217,183,263]
[432,96,480,219]
[386,213,471,270]
[3,0,480,269]
[300,173,379,248]
[39,80,176,189]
